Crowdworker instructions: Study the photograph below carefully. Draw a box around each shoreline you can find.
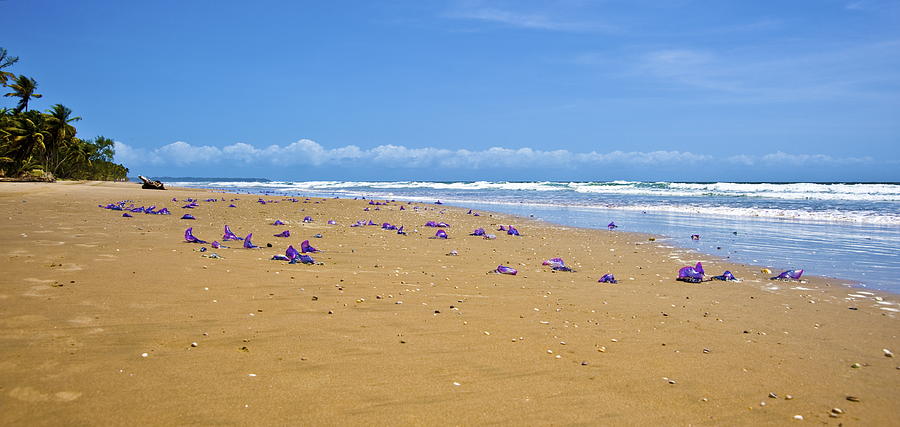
[1,181,897,424]
[186,183,886,294]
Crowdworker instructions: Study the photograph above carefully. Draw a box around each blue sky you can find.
[2,0,899,181]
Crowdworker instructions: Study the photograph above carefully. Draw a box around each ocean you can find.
[162,179,900,293]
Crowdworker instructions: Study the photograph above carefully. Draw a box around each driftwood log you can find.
[138,175,166,190]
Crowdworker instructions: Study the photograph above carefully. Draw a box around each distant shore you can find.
[1,181,897,424]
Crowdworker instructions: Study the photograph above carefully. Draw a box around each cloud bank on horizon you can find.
[116,139,882,180]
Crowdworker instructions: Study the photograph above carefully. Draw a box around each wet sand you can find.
[1,181,897,425]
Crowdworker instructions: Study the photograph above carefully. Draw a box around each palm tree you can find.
[45,104,81,173]
[3,115,47,176]
[55,137,91,178]
[0,48,18,85]
[4,74,43,113]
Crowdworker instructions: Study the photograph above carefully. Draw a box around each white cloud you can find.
[444,2,613,33]
[114,139,874,171]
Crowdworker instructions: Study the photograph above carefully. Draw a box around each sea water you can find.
[164,179,900,293]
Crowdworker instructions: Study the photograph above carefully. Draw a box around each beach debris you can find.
[691,234,700,240]
[300,240,319,253]
[381,222,398,230]
[497,225,507,231]
[243,233,258,249]
[273,230,291,238]
[272,220,285,225]
[542,258,573,272]
[712,271,739,281]
[223,225,244,241]
[206,253,221,259]
[771,269,804,281]
[138,175,166,190]
[211,241,223,249]
[303,216,314,223]
[494,265,518,275]
[327,220,337,225]
[314,233,323,238]
[433,229,449,239]
[272,254,290,261]
[470,228,486,236]
[761,268,771,274]
[122,213,132,217]
[199,247,207,252]
[507,226,520,236]
[181,214,196,220]
[286,245,300,261]
[290,254,315,264]
[397,226,406,235]
[228,204,236,208]
[598,274,618,284]
[484,234,497,240]
[447,250,458,256]
[184,227,207,244]
[607,222,617,230]
[677,262,705,283]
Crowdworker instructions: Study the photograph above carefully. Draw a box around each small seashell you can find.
[851,362,861,368]
[785,394,794,400]
[768,392,777,398]
[846,396,860,402]
[793,415,803,420]
[190,342,198,347]
[668,380,676,384]
[141,352,149,358]
[831,408,844,415]
[884,348,894,357]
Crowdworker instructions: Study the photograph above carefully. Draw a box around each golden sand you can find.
[1,182,897,425]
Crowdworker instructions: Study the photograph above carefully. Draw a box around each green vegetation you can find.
[0,47,128,181]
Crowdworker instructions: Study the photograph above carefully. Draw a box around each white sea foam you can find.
[173,180,900,200]
[169,180,900,225]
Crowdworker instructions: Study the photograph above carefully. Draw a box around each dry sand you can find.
[1,181,897,425]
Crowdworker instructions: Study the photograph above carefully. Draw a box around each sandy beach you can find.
[1,181,897,425]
